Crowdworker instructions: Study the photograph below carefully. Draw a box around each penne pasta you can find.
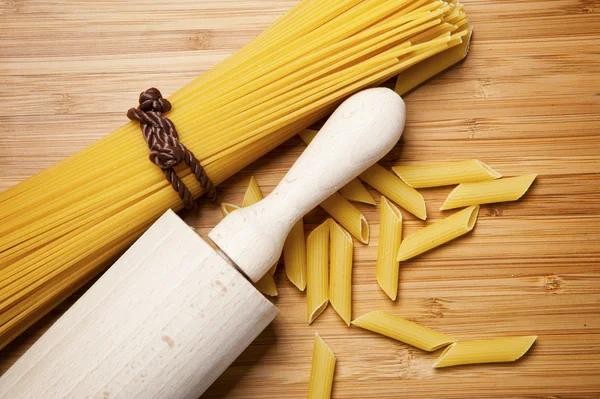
[433,336,537,368]
[220,202,240,217]
[284,219,307,291]
[441,174,537,210]
[376,197,403,301]
[239,177,278,296]
[339,178,376,205]
[320,193,369,244]
[397,205,479,262]
[307,333,336,399]
[360,164,427,220]
[392,160,501,188]
[352,311,455,352]
[306,220,330,324]
[329,221,353,326]
[300,131,375,214]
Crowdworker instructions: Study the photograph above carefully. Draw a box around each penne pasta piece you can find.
[339,178,376,205]
[220,202,240,217]
[329,221,353,326]
[433,336,537,368]
[392,160,501,188]
[284,219,307,291]
[242,176,264,207]
[376,197,403,301]
[352,311,455,352]
[306,220,330,324]
[253,274,279,297]
[395,25,473,96]
[360,164,427,220]
[307,333,336,399]
[241,176,278,296]
[441,174,537,210]
[397,205,479,262]
[300,129,375,205]
[320,193,369,244]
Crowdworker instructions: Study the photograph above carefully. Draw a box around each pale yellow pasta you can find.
[433,336,537,368]
[376,197,403,301]
[320,193,369,244]
[392,160,501,188]
[339,178,376,205]
[329,221,353,326]
[220,203,240,217]
[360,164,427,220]
[240,176,278,296]
[242,176,264,207]
[395,24,473,96]
[300,129,375,205]
[352,311,455,351]
[397,205,479,262]
[441,174,537,210]
[308,333,336,399]
[284,219,307,291]
[307,220,330,324]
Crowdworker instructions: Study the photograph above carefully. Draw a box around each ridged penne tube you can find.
[220,203,240,217]
[241,177,278,296]
[360,164,427,220]
[392,160,501,188]
[352,311,455,352]
[320,193,369,244]
[376,197,403,301]
[397,205,479,262]
[441,174,537,211]
[307,220,330,324]
[433,336,537,368]
[284,219,307,291]
[300,129,375,205]
[329,221,353,326]
[339,178,376,205]
[307,333,336,399]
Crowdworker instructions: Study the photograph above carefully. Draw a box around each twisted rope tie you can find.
[127,88,217,210]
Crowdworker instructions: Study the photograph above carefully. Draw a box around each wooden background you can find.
[1,0,599,397]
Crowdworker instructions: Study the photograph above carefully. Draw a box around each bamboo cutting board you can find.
[1,0,599,398]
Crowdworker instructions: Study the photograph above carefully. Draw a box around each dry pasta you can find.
[433,336,537,368]
[397,205,479,261]
[352,311,455,351]
[284,220,307,291]
[360,164,427,220]
[238,177,278,296]
[307,333,336,399]
[320,193,369,244]
[307,220,330,324]
[393,160,501,188]
[0,0,471,349]
[339,178,376,206]
[220,203,240,217]
[376,197,403,301]
[329,221,353,326]
[441,174,537,210]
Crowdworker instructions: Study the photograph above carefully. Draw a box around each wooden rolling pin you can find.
[0,87,406,398]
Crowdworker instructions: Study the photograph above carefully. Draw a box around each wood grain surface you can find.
[1,0,599,398]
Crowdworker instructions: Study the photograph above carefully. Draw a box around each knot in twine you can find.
[127,88,216,210]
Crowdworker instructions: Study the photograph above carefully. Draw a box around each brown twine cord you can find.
[127,88,217,210]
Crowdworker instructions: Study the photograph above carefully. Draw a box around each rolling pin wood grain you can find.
[0,88,406,398]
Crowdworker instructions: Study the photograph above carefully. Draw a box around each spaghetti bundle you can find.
[0,0,470,348]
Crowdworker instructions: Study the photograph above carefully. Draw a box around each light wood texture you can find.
[0,210,277,398]
[1,1,599,398]
[210,88,405,282]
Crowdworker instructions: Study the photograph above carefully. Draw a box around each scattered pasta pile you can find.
[0,0,472,349]
[233,158,537,397]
